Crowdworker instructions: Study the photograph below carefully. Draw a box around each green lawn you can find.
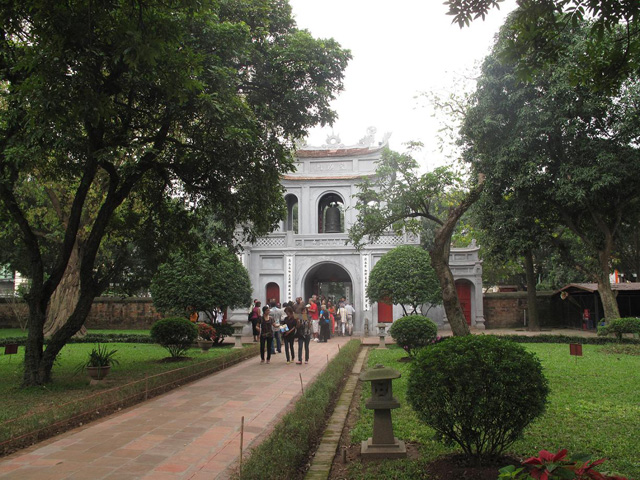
[349,344,640,479]
[0,340,257,449]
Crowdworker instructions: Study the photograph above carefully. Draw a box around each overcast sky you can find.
[288,0,517,169]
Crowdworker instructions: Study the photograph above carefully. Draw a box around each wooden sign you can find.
[569,343,583,357]
[4,344,18,355]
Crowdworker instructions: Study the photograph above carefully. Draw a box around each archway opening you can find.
[303,262,353,306]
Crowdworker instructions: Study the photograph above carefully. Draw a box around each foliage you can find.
[597,318,640,341]
[348,146,484,336]
[150,317,198,358]
[351,344,640,478]
[237,340,361,480]
[197,323,216,342]
[74,343,120,377]
[388,315,438,357]
[367,245,441,315]
[0,0,350,386]
[407,336,549,461]
[461,17,640,322]
[499,448,629,480]
[444,1,640,92]
[213,323,234,344]
[150,245,251,322]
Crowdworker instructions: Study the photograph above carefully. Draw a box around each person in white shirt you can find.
[269,301,283,354]
[345,301,355,336]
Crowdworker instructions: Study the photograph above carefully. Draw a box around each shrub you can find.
[388,315,438,357]
[197,323,216,341]
[213,322,234,344]
[150,317,198,358]
[407,335,549,462]
[597,317,640,341]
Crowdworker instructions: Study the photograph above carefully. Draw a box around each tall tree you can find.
[349,147,484,336]
[150,245,252,322]
[460,16,640,321]
[0,0,350,386]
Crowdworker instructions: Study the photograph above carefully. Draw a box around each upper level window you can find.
[285,194,298,234]
[318,193,344,233]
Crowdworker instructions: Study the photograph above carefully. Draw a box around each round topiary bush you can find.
[388,315,438,357]
[597,317,640,341]
[407,335,549,462]
[150,317,198,358]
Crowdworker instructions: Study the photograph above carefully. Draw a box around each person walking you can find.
[259,305,274,364]
[269,301,283,354]
[308,297,319,342]
[345,301,355,336]
[281,306,297,364]
[338,302,347,336]
[319,304,331,342]
[250,300,261,342]
[296,306,312,364]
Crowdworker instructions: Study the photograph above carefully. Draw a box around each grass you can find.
[0,340,258,453]
[0,328,151,339]
[347,344,640,479]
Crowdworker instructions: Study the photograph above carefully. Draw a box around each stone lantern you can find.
[359,364,407,459]
[231,323,245,349]
[376,323,388,349]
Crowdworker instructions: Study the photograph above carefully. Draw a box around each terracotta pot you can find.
[87,365,111,381]
[198,340,214,352]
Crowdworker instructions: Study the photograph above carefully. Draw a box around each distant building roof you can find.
[296,145,384,158]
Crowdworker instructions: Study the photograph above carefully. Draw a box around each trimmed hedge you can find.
[408,335,549,461]
[236,339,361,480]
[491,334,640,345]
[0,333,155,347]
[388,314,438,356]
[150,317,198,358]
[597,317,640,341]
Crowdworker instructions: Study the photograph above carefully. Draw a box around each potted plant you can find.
[197,323,217,351]
[77,344,119,381]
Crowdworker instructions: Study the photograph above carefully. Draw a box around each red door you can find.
[455,282,472,325]
[265,283,280,305]
[378,300,393,323]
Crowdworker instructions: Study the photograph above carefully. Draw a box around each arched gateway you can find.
[232,129,485,333]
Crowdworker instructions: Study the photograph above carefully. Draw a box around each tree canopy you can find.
[367,245,441,316]
[460,16,640,321]
[0,0,350,385]
[445,0,640,91]
[150,245,251,322]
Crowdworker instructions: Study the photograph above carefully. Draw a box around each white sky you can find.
[288,0,517,169]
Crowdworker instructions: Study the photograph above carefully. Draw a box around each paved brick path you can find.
[0,337,353,480]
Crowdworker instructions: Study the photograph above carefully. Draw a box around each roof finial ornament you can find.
[324,132,343,148]
[358,126,377,147]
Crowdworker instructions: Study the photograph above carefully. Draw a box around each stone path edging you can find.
[304,346,369,479]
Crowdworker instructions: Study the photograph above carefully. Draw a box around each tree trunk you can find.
[427,179,484,336]
[596,241,620,321]
[431,249,470,336]
[43,244,87,338]
[523,249,541,331]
